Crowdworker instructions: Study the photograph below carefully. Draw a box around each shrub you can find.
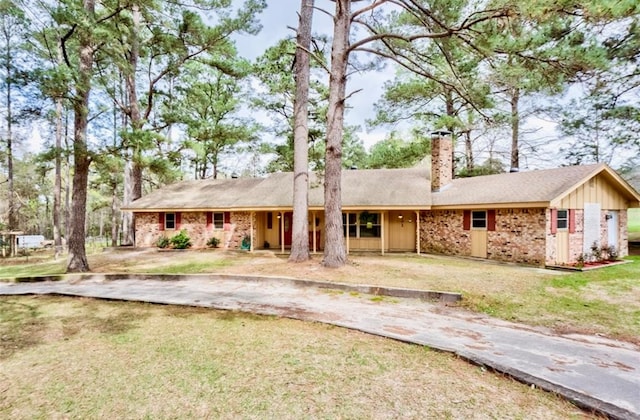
[157,236,170,249]
[170,230,192,249]
[606,246,618,261]
[207,237,220,248]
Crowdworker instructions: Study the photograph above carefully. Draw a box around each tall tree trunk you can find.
[122,4,142,246]
[3,29,15,232]
[53,43,64,258]
[53,96,63,258]
[464,129,474,171]
[289,0,314,263]
[64,113,71,240]
[122,161,134,244]
[510,86,520,172]
[111,184,118,247]
[322,0,350,268]
[67,0,95,273]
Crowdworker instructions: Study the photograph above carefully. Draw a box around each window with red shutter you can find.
[463,210,471,231]
[568,209,576,233]
[487,209,496,231]
[206,212,213,230]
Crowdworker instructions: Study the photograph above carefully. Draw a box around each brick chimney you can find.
[431,130,453,192]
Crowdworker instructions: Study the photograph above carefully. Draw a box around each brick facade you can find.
[420,208,546,265]
[134,211,257,250]
[420,210,470,256]
[487,208,546,265]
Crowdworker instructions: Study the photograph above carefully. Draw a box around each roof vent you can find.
[231,173,239,179]
[350,165,358,170]
[509,167,519,173]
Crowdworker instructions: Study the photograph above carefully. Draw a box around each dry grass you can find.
[0,296,595,419]
[2,248,639,343]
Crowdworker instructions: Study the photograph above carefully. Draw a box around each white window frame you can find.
[165,212,176,230]
[471,210,487,230]
[557,209,568,230]
[213,212,224,229]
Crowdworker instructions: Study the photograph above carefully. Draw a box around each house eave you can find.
[431,202,550,210]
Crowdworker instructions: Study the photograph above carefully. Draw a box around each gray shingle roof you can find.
[126,168,432,211]
[432,164,603,207]
[125,163,640,211]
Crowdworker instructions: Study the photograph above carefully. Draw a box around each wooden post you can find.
[250,212,255,252]
[312,211,317,253]
[381,211,385,255]
[416,211,421,255]
[280,212,285,254]
[345,212,350,254]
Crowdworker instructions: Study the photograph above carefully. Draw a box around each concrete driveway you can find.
[1,274,638,420]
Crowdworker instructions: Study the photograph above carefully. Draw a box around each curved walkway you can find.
[1,274,638,420]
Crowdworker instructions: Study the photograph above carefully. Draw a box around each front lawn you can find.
[2,249,639,344]
[629,208,640,241]
[0,296,591,418]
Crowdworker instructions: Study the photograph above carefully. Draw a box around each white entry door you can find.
[608,211,619,249]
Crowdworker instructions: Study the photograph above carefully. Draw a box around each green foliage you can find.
[457,158,505,177]
[171,61,259,178]
[206,237,220,248]
[366,131,430,169]
[157,236,170,249]
[169,231,191,249]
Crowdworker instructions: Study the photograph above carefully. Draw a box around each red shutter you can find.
[568,209,576,233]
[224,212,231,231]
[463,210,471,231]
[206,212,213,230]
[487,209,496,231]
[159,213,165,231]
[176,212,182,230]
[550,209,557,234]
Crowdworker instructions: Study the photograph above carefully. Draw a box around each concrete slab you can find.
[1,275,638,419]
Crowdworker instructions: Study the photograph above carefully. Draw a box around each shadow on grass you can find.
[0,296,153,360]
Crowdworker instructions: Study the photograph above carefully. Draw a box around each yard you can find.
[629,208,640,241]
[1,295,594,418]
[1,247,638,417]
[2,248,639,344]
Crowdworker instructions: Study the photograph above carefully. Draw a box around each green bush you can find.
[156,236,170,249]
[170,230,192,249]
[207,237,220,248]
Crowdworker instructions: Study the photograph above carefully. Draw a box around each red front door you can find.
[283,212,293,246]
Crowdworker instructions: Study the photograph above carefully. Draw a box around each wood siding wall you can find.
[559,174,630,210]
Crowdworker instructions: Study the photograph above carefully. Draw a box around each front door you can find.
[470,210,487,258]
[471,230,487,258]
[608,211,619,249]
[283,212,293,246]
[556,231,569,264]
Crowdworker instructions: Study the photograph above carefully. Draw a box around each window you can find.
[343,211,381,238]
[557,209,568,230]
[165,213,176,230]
[359,212,381,237]
[213,212,224,229]
[471,211,486,229]
[343,213,357,237]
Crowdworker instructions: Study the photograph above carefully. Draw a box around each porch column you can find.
[345,212,350,255]
[381,211,385,255]
[416,210,421,255]
[280,212,285,254]
[312,211,317,253]
[250,212,255,252]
